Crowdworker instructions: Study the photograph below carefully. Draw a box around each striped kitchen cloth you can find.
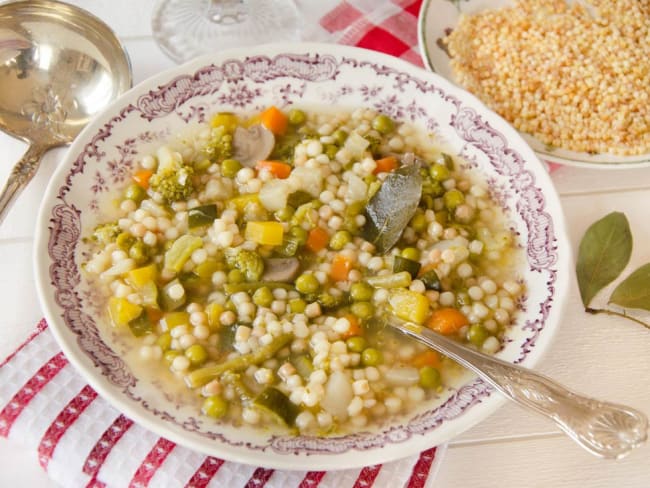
[0,320,445,487]
[319,0,424,67]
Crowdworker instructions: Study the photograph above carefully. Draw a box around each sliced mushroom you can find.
[261,257,300,282]
[232,124,275,167]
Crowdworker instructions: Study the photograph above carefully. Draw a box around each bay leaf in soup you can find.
[361,163,422,254]
[576,211,632,308]
[609,263,650,311]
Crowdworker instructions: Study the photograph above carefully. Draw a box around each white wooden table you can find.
[1,1,649,486]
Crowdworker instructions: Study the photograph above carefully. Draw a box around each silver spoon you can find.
[391,321,648,459]
[0,0,132,223]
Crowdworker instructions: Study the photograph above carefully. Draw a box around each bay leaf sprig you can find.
[576,211,650,329]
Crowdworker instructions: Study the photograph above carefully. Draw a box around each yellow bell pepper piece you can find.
[388,290,430,325]
[161,311,190,331]
[210,112,239,132]
[226,193,260,213]
[245,221,284,246]
[125,263,158,288]
[108,297,143,328]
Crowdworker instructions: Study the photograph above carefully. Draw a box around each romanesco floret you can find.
[226,249,265,282]
[203,125,234,162]
[92,222,121,245]
[150,164,194,204]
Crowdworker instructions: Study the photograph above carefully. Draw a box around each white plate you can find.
[418,0,650,169]
[34,42,571,470]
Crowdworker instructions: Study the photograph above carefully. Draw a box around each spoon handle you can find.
[0,143,46,224]
[393,322,648,459]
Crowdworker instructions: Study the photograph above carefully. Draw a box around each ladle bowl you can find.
[0,0,132,222]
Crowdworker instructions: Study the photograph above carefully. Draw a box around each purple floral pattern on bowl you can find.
[35,44,570,471]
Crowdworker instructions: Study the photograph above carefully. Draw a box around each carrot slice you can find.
[260,106,288,135]
[330,254,352,281]
[373,156,398,174]
[341,314,362,339]
[306,227,329,252]
[132,169,154,189]
[412,350,442,369]
[426,307,469,335]
[256,160,292,179]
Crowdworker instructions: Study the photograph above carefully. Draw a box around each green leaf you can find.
[576,212,632,307]
[609,263,650,311]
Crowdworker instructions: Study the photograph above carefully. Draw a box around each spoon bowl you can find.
[0,0,131,221]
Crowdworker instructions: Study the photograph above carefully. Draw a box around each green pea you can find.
[409,211,427,232]
[289,298,307,313]
[401,247,421,261]
[275,206,295,222]
[253,286,274,307]
[350,282,374,302]
[325,144,339,160]
[288,108,306,125]
[227,268,244,284]
[468,324,489,347]
[164,350,181,365]
[202,395,229,418]
[125,183,146,203]
[361,348,383,366]
[351,301,375,319]
[116,232,136,251]
[185,344,208,366]
[429,163,450,181]
[156,332,172,351]
[444,189,465,210]
[221,159,242,178]
[346,336,366,353]
[295,273,320,294]
[329,230,352,250]
[372,114,395,134]
[332,129,348,145]
[194,158,212,171]
[419,366,441,389]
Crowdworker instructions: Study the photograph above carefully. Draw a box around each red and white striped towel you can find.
[0,320,444,487]
[0,2,450,486]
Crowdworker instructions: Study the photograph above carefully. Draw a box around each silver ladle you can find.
[0,0,132,223]
[391,321,648,459]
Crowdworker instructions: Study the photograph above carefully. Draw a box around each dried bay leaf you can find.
[576,211,632,308]
[361,162,422,254]
[609,263,650,311]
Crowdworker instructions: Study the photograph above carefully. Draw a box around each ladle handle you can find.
[0,143,46,224]
[393,322,648,459]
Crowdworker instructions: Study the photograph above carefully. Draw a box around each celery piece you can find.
[128,312,153,337]
[392,255,421,278]
[186,333,293,387]
[164,234,203,273]
[291,354,314,379]
[188,204,218,228]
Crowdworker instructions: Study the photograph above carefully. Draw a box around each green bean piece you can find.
[361,347,383,366]
[468,324,489,347]
[253,387,299,427]
[350,282,375,302]
[295,273,320,294]
[372,114,395,134]
[186,333,294,387]
[346,336,366,353]
[125,183,147,203]
[290,226,308,245]
[429,163,450,181]
[351,301,374,320]
[275,205,295,222]
[188,204,218,228]
[202,395,229,418]
[288,108,306,125]
[329,230,352,250]
[221,158,242,178]
[277,236,300,257]
[444,189,465,210]
[291,354,314,379]
[420,269,442,291]
[223,281,293,294]
[365,271,412,289]
[393,255,421,278]
[419,366,441,389]
[221,371,254,405]
[185,344,208,367]
[253,286,274,307]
